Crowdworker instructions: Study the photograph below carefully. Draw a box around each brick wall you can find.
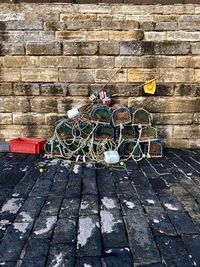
[0,3,200,148]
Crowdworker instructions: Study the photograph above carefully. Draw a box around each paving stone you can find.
[53,165,69,182]
[0,262,16,267]
[0,222,33,261]
[77,215,102,257]
[137,264,165,267]
[115,180,136,195]
[144,206,177,236]
[40,197,63,216]
[156,236,193,267]
[100,209,128,248]
[124,213,161,263]
[128,169,151,187]
[48,181,68,196]
[75,256,102,267]
[46,244,75,267]
[97,169,116,193]
[80,195,99,216]
[32,216,57,239]
[102,247,133,267]
[118,194,142,216]
[59,198,80,219]
[182,234,200,266]
[167,211,199,234]
[52,218,77,244]
[65,173,82,198]
[20,238,50,267]
[82,167,98,195]
[100,194,120,210]
[14,197,45,222]
[148,178,169,191]
[29,178,53,197]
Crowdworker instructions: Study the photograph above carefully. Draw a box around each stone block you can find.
[194,113,200,124]
[154,41,190,55]
[60,13,97,21]
[0,83,12,95]
[99,42,119,55]
[120,41,154,55]
[143,56,176,68]
[194,69,200,82]
[25,11,59,21]
[174,84,198,96]
[0,12,25,21]
[128,97,199,113]
[68,84,90,96]
[1,31,54,43]
[40,83,67,96]
[30,97,58,113]
[45,113,64,125]
[67,20,101,30]
[154,5,194,14]
[159,68,194,83]
[55,31,87,41]
[165,138,189,148]
[109,30,144,41]
[13,83,40,96]
[115,56,143,68]
[0,113,12,124]
[173,125,200,138]
[21,68,58,82]
[101,20,138,30]
[139,21,155,31]
[47,244,75,267]
[0,125,54,139]
[79,56,114,68]
[78,4,111,13]
[63,41,98,55]
[13,113,45,125]
[0,68,21,82]
[3,56,39,68]
[144,32,167,41]
[178,21,200,30]
[155,22,177,31]
[112,5,154,14]
[191,42,200,54]
[153,113,193,125]
[87,31,108,41]
[128,68,159,82]
[26,42,61,55]
[39,56,78,68]
[95,69,127,83]
[59,69,94,83]
[167,31,200,41]
[6,20,43,30]
[58,97,88,113]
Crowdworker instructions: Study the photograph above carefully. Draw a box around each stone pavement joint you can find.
[0,148,200,266]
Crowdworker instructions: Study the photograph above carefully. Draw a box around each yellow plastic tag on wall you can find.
[143,79,156,94]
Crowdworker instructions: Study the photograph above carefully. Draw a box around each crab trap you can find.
[55,122,78,141]
[140,126,158,141]
[90,104,111,125]
[119,141,141,158]
[45,140,63,156]
[132,108,151,126]
[116,125,138,141]
[144,140,163,158]
[95,125,114,141]
[78,122,93,139]
[111,105,131,127]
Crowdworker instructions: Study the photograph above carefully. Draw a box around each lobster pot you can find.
[132,108,151,126]
[56,122,78,141]
[90,104,111,125]
[111,105,131,127]
[44,140,62,155]
[140,127,157,142]
[119,141,141,158]
[144,140,163,158]
[78,122,93,139]
[95,125,114,141]
[116,125,138,141]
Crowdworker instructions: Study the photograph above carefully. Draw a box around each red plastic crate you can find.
[9,138,46,154]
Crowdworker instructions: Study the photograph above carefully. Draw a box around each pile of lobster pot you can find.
[45,103,163,165]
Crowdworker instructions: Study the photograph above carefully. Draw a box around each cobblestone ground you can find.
[0,149,200,267]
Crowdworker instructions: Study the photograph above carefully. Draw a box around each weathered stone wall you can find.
[0,3,200,148]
